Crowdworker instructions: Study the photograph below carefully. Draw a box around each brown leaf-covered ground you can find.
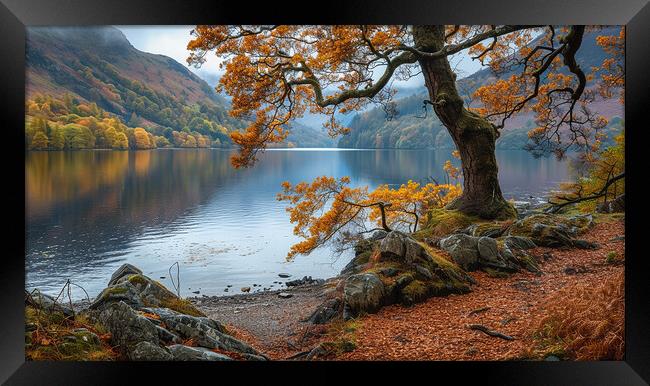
[336,217,625,361]
[194,217,624,361]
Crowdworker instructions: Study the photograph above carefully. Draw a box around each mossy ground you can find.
[414,209,480,239]
[25,305,118,361]
[321,319,361,355]
[527,322,569,360]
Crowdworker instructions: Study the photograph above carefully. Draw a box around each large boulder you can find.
[504,236,536,250]
[90,264,204,317]
[439,234,479,270]
[379,231,427,264]
[325,232,474,322]
[343,273,385,318]
[143,307,260,355]
[89,264,265,361]
[507,213,597,249]
[98,301,161,360]
[108,263,142,286]
[89,281,145,311]
[379,231,406,259]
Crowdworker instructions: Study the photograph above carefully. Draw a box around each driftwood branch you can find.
[468,324,515,341]
[467,306,491,317]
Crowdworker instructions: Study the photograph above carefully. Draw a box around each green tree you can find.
[155,135,171,148]
[49,126,65,150]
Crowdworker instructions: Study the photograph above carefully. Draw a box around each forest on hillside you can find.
[25,94,227,150]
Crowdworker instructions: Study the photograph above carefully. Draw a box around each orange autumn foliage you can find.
[595,27,625,103]
[277,156,461,259]
[188,25,623,166]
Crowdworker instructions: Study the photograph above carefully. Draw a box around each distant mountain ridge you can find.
[338,27,624,150]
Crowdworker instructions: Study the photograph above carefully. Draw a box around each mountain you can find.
[338,27,624,150]
[26,26,329,148]
[26,27,245,145]
[284,121,336,148]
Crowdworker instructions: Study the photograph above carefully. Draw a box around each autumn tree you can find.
[278,170,461,259]
[549,130,624,213]
[188,25,623,219]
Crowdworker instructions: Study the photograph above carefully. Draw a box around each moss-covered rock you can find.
[336,231,474,319]
[506,213,597,249]
[507,213,592,238]
[90,269,204,317]
[25,305,117,361]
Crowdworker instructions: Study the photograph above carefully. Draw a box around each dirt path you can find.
[189,281,334,359]
[189,218,624,361]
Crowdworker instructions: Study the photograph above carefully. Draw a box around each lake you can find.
[26,148,571,299]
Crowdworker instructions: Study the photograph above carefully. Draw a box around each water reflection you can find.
[26,148,570,298]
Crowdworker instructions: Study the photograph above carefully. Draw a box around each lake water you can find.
[26,148,571,299]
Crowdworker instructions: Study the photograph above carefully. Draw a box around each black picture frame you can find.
[1,0,648,384]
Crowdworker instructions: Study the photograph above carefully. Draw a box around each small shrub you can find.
[605,251,618,264]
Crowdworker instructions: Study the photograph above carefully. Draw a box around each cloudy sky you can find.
[117,26,485,126]
[118,25,484,86]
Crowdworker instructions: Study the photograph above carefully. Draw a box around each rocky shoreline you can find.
[25,205,623,361]
[26,264,268,361]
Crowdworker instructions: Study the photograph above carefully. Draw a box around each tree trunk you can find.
[412,26,516,220]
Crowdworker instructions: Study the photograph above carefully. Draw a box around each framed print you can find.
[1,0,648,384]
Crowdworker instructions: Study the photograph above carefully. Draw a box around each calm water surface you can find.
[26,149,571,298]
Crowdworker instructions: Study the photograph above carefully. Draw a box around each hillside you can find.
[26,27,244,146]
[338,27,624,150]
[281,121,336,148]
[25,26,332,149]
